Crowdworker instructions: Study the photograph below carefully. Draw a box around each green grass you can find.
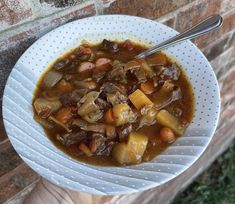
[172,139,235,204]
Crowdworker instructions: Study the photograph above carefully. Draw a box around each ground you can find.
[172,139,235,204]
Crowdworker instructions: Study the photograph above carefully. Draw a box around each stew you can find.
[33,39,194,166]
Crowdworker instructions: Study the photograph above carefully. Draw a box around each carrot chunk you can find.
[55,107,73,124]
[140,81,155,94]
[104,108,115,124]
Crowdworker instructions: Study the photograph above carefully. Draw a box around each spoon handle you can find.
[135,14,223,59]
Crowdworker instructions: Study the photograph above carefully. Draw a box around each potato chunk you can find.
[112,132,148,165]
[127,132,148,158]
[112,143,136,164]
[129,89,153,110]
[156,109,185,135]
[112,104,136,126]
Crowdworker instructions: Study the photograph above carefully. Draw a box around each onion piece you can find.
[77,91,104,123]
[140,59,155,78]
[124,60,141,71]
[146,52,168,66]
[34,98,62,118]
[83,109,103,123]
[77,91,100,115]
[43,70,62,88]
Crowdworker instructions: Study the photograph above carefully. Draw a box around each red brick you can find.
[0,115,8,142]
[0,0,32,31]
[50,3,96,25]
[0,163,39,203]
[0,3,96,107]
[176,0,235,49]
[37,0,93,17]
[222,10,235,33]
[0,141,22,177]
[162,17,176,28]
[154,0,189,18]
[104,0,156,18]
[211,46,235,81]
[101,0,116,6]
[0,3,96,49]
[176,0,221,32]
[220,66,235,121]
[104,0,189,19]
[158,13,177,28]
[0,37,38,117]
[39,0,84,8]
[220,0,235,14]
[201,31,234,61]
[195,10,235,49]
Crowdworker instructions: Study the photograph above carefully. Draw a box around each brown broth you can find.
[33,40,194,166]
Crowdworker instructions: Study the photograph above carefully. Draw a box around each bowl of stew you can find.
[3,15,220,194]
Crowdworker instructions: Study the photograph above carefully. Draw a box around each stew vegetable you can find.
[33,39,194,166]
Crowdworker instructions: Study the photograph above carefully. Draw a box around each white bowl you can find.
[2,15,220,195]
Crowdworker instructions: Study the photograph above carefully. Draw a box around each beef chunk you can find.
[99,39,119,53]
[107,60,127,84]
[56,131,87,146]
[95,98,111,111]
[92,69,106,82]
[60,89,88,106]
[161,64,180,80]
[101,82,125,94]
[100,141,115,156]
[106,92,128,106]
[100,82,128,106]
[117,124,132,142]
[91,133,107,155]
[134,68,147,83]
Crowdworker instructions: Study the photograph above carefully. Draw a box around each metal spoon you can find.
[135,14,223,59]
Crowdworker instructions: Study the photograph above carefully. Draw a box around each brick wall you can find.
[0,0,235,203]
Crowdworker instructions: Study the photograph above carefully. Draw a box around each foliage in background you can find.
[172,139,235,204]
